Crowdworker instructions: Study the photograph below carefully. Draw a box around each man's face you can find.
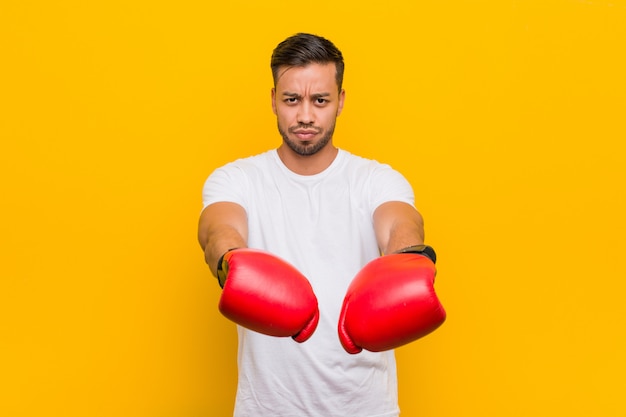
[272,63,345,156]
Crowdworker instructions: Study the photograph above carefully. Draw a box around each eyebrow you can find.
[282,91,331,99]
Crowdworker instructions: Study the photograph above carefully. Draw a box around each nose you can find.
[297,101,314,125]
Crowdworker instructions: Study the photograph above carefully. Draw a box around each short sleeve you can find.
[201,163,249,210]
[368,162,415,213]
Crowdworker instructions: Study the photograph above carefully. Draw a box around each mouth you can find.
[290,126,322,141]
[293,130,318,140]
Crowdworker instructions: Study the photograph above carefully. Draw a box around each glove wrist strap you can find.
[216,248,240,288]
[394,244,437,264]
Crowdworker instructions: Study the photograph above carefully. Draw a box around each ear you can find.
[337,89,346,116]
[271,88,277,115]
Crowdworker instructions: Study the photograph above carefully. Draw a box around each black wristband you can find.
[394,244,437,264]
[216,248,239,289]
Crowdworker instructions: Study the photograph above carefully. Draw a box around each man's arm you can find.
[373,201,425,255]
[339,200,445,354]
[197,202,248,276]
[197,201,319,342]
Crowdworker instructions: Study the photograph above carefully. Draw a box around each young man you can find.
[198,33,445,417]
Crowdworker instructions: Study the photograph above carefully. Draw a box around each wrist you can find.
[216,247,241,288]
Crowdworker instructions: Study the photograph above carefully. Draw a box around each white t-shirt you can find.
[202,149,415,417]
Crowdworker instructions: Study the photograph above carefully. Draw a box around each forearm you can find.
[385,217,425,254]
[373,201,425,254]
[202,227,246,276]
[198,202,248,276]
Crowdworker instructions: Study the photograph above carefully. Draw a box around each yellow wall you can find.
[1,1,625,416]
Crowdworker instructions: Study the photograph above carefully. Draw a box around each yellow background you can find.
[2,0,625,416]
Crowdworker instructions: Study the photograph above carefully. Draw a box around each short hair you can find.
[270,33,345,92]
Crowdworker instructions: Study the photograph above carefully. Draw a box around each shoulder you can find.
[220,150,275,171]
[337,149,414,202]
[207,150,278,180]
[202,151,278,207]
[337,149,406,180]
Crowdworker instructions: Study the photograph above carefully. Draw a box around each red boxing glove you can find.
[338,249,446,354]
[217,248,319,342]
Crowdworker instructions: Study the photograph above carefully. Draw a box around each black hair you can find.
[270,33,345,92]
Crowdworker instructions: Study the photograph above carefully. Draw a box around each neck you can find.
[277,143,338,175]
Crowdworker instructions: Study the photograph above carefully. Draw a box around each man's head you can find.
[270,34,346,159]
[271,33,344,93]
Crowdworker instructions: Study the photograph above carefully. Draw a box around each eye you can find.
[284,97,298,104]
[315,98,328,105]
